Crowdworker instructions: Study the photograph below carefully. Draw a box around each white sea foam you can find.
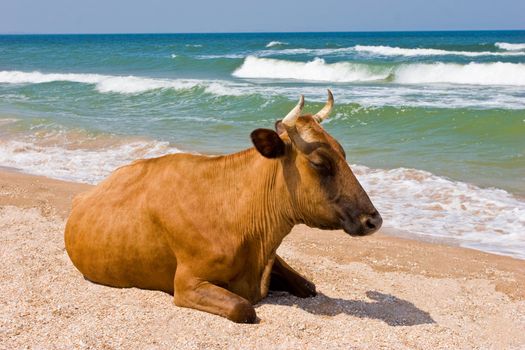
[354,165,525,259]
[0,71,103,85]
[0,70,200,93]
[256,45,525,57]
[266,41,288,48]
[233,57,525,86]
[495,42,525,51]
[195,54,245,59]
[0,137,181,184]
[257,47,354,57]
[233,56,391,82]
[354,45,525,57]
[394,62,525,86]
[2,68,525,108]
[0,70,248,95]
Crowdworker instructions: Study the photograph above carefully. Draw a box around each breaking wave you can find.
[354,45,525,57]
[257,47,354,56]
[495,42,525,51]
[232,56,391,82]
[0,70,247,95]
[195,54,245,59]
[233,57,525,86]
[266,41,288,48]
[256,45,525,57]
[394,62,525,86]
[3,60,525,100]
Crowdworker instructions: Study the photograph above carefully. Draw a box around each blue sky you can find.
[2,0,524,34]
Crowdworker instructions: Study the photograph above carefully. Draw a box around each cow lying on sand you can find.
[65,91,382,323]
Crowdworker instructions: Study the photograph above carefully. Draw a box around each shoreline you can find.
[1,167,524,297]
[1,168,524,348]
[2,162,524,259]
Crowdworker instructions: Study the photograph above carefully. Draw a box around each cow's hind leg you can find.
[173,271,256,323]
[269,255,316,298]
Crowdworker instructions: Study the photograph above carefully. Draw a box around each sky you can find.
[1,0,524,34]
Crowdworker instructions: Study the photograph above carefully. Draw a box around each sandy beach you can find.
[0,168,524,349]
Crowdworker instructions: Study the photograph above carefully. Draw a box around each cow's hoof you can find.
[292,279,317,298]
[229,301,257,323]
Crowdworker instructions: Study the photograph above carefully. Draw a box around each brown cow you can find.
[64,91,382,323]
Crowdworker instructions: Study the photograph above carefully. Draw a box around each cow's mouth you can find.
[339,214,380,237]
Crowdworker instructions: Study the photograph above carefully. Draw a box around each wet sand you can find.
[1,169,524,349]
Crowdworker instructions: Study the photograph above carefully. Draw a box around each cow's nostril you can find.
[362,211,382,234]
[365,218,376,230]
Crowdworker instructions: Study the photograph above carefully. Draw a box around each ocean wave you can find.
[2,65,525,107]
[394,62,525,86]
[0,134,182,184]
[257,47,353,57]
[0,70,249,95]
[233,56,391,82]
[0,71,103,85]
[195,54,245,59]
[495,42,525,51]
[354,45,525,57]
[354,164,525,259]
[256,45,525,57]
[233,57,525,86]
[266,41,288,48]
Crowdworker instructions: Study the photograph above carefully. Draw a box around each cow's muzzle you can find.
[340,210,382,237]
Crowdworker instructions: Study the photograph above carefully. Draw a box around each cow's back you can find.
[64,155,184,293]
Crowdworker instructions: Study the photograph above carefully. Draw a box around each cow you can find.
[64,90,382,323]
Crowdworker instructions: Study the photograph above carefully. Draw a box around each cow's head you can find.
[251,90,382,236]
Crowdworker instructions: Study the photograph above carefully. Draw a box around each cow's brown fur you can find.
[65,112,381,323]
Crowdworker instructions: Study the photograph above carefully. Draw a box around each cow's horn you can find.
[314,89,334,122]
[282,95,304,127]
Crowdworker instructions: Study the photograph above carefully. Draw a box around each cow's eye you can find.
[309,158,334,176]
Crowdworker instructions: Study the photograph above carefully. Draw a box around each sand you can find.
[1,168,524,349]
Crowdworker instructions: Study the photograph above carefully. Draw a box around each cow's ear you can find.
[250,128,286,158]
[274,120,286,135]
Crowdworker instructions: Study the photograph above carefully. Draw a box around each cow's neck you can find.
[218,148,296,263]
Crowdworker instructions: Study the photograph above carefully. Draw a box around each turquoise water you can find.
[0,31,524,258]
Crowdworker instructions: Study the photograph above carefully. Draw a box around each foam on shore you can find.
[354,165,525,259]
[0,128,182,184]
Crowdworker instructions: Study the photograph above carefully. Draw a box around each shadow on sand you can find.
[261,290,435,327]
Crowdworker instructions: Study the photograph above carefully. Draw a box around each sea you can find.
[0,31,524,259]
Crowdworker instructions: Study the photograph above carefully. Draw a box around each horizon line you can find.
[1,28,525,36]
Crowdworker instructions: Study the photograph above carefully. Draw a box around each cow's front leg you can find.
[269,255,316,298]
[173,271,256,323]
